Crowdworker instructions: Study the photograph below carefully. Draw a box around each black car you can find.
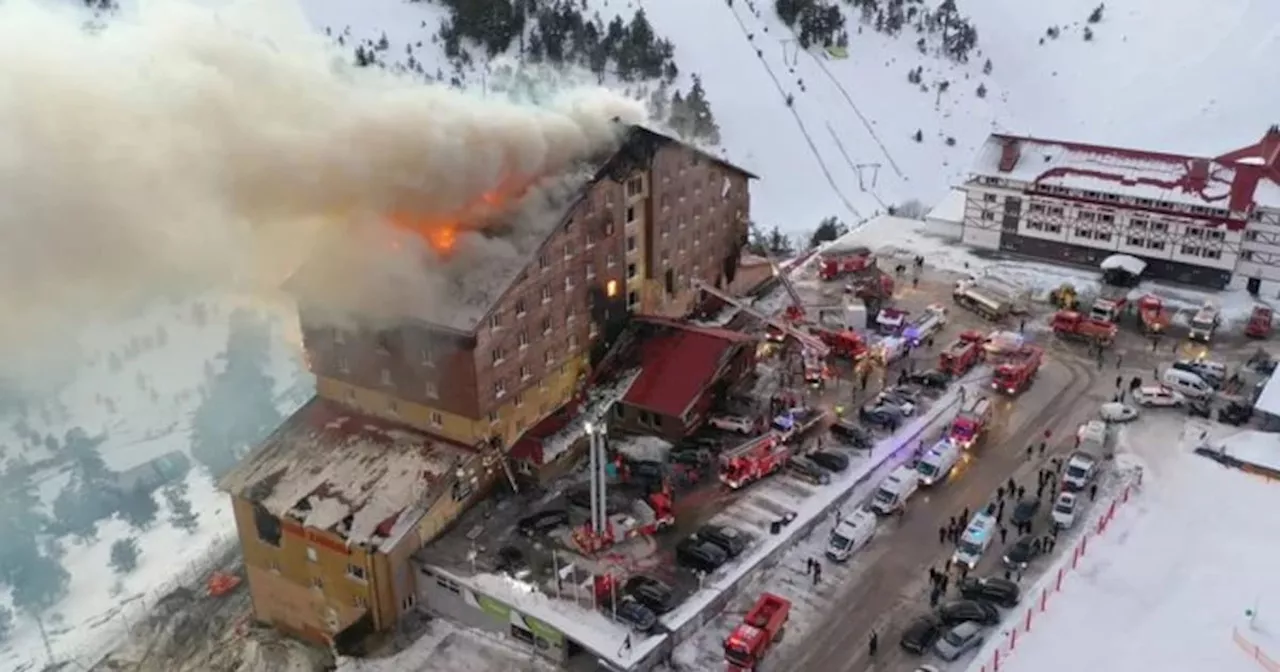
[676,537,729,573]
[1187,398,1213,419]
[517,509,569,537]
[810,451,850,472]
[937,599,1000,626]
[624,575,675,614]
[906,369,951,390]
[669,447,713,467]
[859,406,902,430]
[1010,497,1040,526]
[1002,536,1042,569]
[697,524,751,558]
[830,420,872,448]
[615,598,658,633]
[788,456,832,485]
[958,576,1021,608]
[899,615,943,654]
[1219,401,1253,426]
[628,459,667,484]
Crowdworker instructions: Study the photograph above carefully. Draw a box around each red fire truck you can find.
[990,346,1043,395]
[948,397,992,449]
[719,435,790,490]
[1247,305,1274,339]
[938,330,985,376]
[1136,295,1171,335]
[724,593,792,671]
[1050,310,1118,347]
[818,246,875,281]
[815,328,868,359]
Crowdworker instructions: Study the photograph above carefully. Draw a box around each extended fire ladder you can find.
[764,250,807,319]
[690,278,831,358]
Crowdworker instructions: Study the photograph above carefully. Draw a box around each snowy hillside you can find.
[296,0,1280,234]
[0,294,312,670]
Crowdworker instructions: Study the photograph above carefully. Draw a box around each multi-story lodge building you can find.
[957,126,1280,291]
[218,125,755,647]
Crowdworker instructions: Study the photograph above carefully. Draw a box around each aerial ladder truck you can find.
[690,279,831,358]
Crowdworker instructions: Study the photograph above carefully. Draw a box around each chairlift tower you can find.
[854,164,881,191]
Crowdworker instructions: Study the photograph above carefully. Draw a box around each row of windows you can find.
[1032,182,1232,218]
[1037,221,1225,259]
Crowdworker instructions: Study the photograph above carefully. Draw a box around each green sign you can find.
[474,592,564,647]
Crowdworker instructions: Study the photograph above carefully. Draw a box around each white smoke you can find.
[0,0,646,380]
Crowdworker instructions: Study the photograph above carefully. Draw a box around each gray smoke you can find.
[0,0,646,381]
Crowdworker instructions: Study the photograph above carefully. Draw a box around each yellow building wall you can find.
[315,354,589,449]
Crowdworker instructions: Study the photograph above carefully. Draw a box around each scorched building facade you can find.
[957,127,1280,291]
[219,124,755,648]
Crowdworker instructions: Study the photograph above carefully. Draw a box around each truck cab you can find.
[1061,451,1099,492]
[952,512,996,569]
[916,439,961,486]
[870,466,920,515]
[1188,303,1221,342]
[948,397,992,449]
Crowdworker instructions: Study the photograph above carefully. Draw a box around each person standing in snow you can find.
[869,631,879,657]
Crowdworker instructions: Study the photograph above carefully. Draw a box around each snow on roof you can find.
[1211,430,1280,474]
[926,188,966,223]
[1100,253,1147,276]
[969,134,1257,219]
[1254,367,1280,417]
[612,434,672,462]
[538,370,640,464]
[219,397,472,550]
[434,569,666,669]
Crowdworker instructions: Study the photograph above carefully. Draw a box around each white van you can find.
[1161,368,1213,399]
[826,510,878,562]
[952,512,997,569]
[1061,451,1098,492]
[869,466,920,515]
[916,440,961,486]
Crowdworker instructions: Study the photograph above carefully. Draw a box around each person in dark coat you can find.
[869,631,878,657]
[961,507,970,523]
[939,526,948,544]
[1090,483,1099,501]
[1016,485,1026,499]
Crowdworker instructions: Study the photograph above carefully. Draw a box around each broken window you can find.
[253,504,282,547]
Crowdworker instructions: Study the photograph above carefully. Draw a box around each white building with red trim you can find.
[957,126,1280,292]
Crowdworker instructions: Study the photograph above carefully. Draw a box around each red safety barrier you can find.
[1025,607,1033,631]
[1081,535,1089,556]
[1098,513,1108,533]
[994,648,1001,670]
[1072,544,1081,569]
[1010,626,1018,650]
[1040,588,1048,611]
[1056,567,1065,591]
[1108,499,1118,520]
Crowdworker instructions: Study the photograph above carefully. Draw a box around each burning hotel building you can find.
[218,125,756,646]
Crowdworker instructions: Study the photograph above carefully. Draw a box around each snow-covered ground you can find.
[834,214,1269,328]
[336,617,556,672]
[0,294,312,671]
[976,416,1280,672]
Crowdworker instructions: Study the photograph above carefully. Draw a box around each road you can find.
[779,355,1101,672]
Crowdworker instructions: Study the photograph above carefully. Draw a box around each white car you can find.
[1099,402,1139,422]
[1051,492,1078,529]
[709,415,756,434]
[1132,386,1186,407]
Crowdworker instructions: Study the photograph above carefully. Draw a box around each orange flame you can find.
[387,177,537,256]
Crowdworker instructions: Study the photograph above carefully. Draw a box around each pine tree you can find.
[8,547,69,614]
[117,485,159,531]
[164,484,200,533]
[110,538,140,575]
[809,216,849,248]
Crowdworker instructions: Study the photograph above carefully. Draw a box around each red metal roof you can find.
[983,129,1280,230]
[622,320,753,418]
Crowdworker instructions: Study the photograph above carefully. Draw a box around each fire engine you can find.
[990,346,1042,395]
[938,330,985,376]
[1136,295,1171,335]
[1090,285,1129,323]
[876,307,908,335]
[719,434,790,489]
[948,397,992,449]
[818,246,875,281]
[724,593,792,671]
[572,425,675,554]
[1247,306,1273,339]
[1050,310,1118,347]
[815,328,867,360]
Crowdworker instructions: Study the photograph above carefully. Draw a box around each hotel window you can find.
[494,379,507,399]
[310,577,323,590]
[541,317,552,335]
[983,193,997,203]
[1030,204,1046,214]
[518,330,529,349]
[1077,211,1096,222]
[1181,245,1201,256]
[541,285,552,303]
[1094,231,1112,242]
[1097,213,1115,224]
[1130,218,1148,229]
[1074,228,1093,239]
[981,212,995,221]
[564,243,573,260]
[491,348,505,365]
[539,254,549,270]
[515,298,527,317]
[626,206,637,223]
[336,355,349,374]
[1207,230,1225,241]
[1203,249,1222,259]
[430,411,443,427]
[520,365,531,381]
[347,564,367,581]
[1126,236,1145,247]
[564,276,574,290]
[1147,240,1166,251]
[421,345,435,367]
[626,176,643,197]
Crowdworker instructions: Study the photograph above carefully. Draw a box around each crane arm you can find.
[690,279,831,357]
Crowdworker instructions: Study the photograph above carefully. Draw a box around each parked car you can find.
[810,451,851,472]
[709,415,757,434]
[1010,497,1040,527]
[933,621,987,661]
[906,369,951,390]
[697,524,751,558]
[615,598,657,633]
[1099,402,1138,422]
[669,447,713,467]
[675,537,728,573]
[958,576,1020,608]
[788,456,832,485]
[627,459,666,484]
[859,405,903,431]
[623,575,675,614]
[876,389,918,416]
[1172,359,1226,387]
[899,615,943,654]
[517,509,569,537]
[831,420,872,448]
[1051,492,1079,529]
[1002,537,1042,569]
[937,599,1000,626]
[1187,398,1213,419]
[1133,386,1185,407]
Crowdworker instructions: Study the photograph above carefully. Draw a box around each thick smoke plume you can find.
[0,0,645,382]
